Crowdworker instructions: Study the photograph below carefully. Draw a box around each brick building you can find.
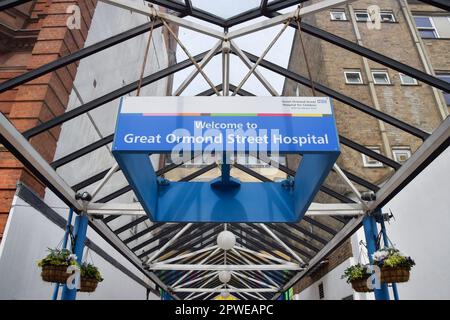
[0,0,177,242]
[0,0,100,241]
[283,0,449,299]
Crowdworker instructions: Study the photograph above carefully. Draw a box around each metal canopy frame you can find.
[0,0,449,300]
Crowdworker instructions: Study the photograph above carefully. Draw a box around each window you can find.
[355,10,395,23]
[318,283,325,299]
[414,16,438,38]
[371,70,391,85]
[380,11,396,22]
[362,146,383,168]
[330,10,347,21]
[344,70,363,84]
[437,74,450,105]
[355,11,369,22]
[399,73,418,85]
[392,147,412,164]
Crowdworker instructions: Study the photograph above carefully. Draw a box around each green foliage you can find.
[373,247,415,270]
[80,263,103,282]
[341,264,370,283]
[37,248,78,268]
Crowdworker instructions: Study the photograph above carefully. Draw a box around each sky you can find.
[172,2,297,96]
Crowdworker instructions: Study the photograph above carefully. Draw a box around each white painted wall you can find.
[0,196,159,300]
[296,146,450,300]
[381,146,450,299]
[296,258,355,300]
[0,1,171,299]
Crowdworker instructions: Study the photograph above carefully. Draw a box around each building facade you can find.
[0,0,175,299]
[284,0,450,299]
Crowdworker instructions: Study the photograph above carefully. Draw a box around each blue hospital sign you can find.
[113,96,339,154]
[113,97,340,223]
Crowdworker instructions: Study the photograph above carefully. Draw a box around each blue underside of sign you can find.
[112,97,341,222]
[113,151,339,222]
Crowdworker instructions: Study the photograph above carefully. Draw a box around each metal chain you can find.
[295,5,316,96]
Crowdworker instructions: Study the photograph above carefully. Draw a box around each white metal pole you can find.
[258,223,306,265]
[146,223,193,263]
[231,248,280,288]
[229,40,279,96]
[170,248,220,288]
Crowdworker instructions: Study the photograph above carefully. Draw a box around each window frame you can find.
[371,70,391,85]
[399,73,418,85]
[362,146,384,168]
[436,73,450,105]
[330,10,347,21]
[380,11,396,23]
[354,10,369,22]
[414,16,440,39]
[344,70,364,84]
[392,147,412,164]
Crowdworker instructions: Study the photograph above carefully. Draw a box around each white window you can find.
[399,73,418,85]
[344,70,363,84]
[362,147,384,168]
[380,11,396,22]
[330,10,347,21]
[371,70,391,85]
[392,147,412,164]
[355,11,369,22]
[413,16,439,38]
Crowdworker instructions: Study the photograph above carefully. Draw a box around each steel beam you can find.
[370,116,450,211]
[239,50,430,140]
[265,11,450,93]
[23,50,215,139]
[418,0,450,11]
[0,0,31,11]
[227,0,357,40]
[102,0,224,39]
[150,264,303,271]
[145,0,227,27]
[0,113,83,211]
[0,19,173,94]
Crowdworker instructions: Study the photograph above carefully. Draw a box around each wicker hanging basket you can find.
[350,278,373,293]
[41,265,70,284]
[78,277,99,293]
[380,267,410,283]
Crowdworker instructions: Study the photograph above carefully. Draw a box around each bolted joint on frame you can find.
[222,40,231,53]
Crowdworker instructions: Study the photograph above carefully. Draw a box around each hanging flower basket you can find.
[350,277,373,293]
[77,263,103,293]
[41,265,71,284]
[373,248,415,284]
[37,248,78,284]
[380,266,410,283]
[78,277,99,293]
[342,264,373,293]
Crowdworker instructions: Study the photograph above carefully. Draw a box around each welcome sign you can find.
[113,96,339,154]
[112,97,340,223]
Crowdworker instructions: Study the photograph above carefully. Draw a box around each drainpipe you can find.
[398,0,448,120]
[347,4,393,160]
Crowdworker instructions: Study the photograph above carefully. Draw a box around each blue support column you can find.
[61,213,89,300]
[362,215,390,300]
[52,207,74,300]
[379,217,400,300]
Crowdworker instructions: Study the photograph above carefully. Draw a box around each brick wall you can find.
[0,0,98,241]
[293,239,353,294]
[286,0,448,297]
